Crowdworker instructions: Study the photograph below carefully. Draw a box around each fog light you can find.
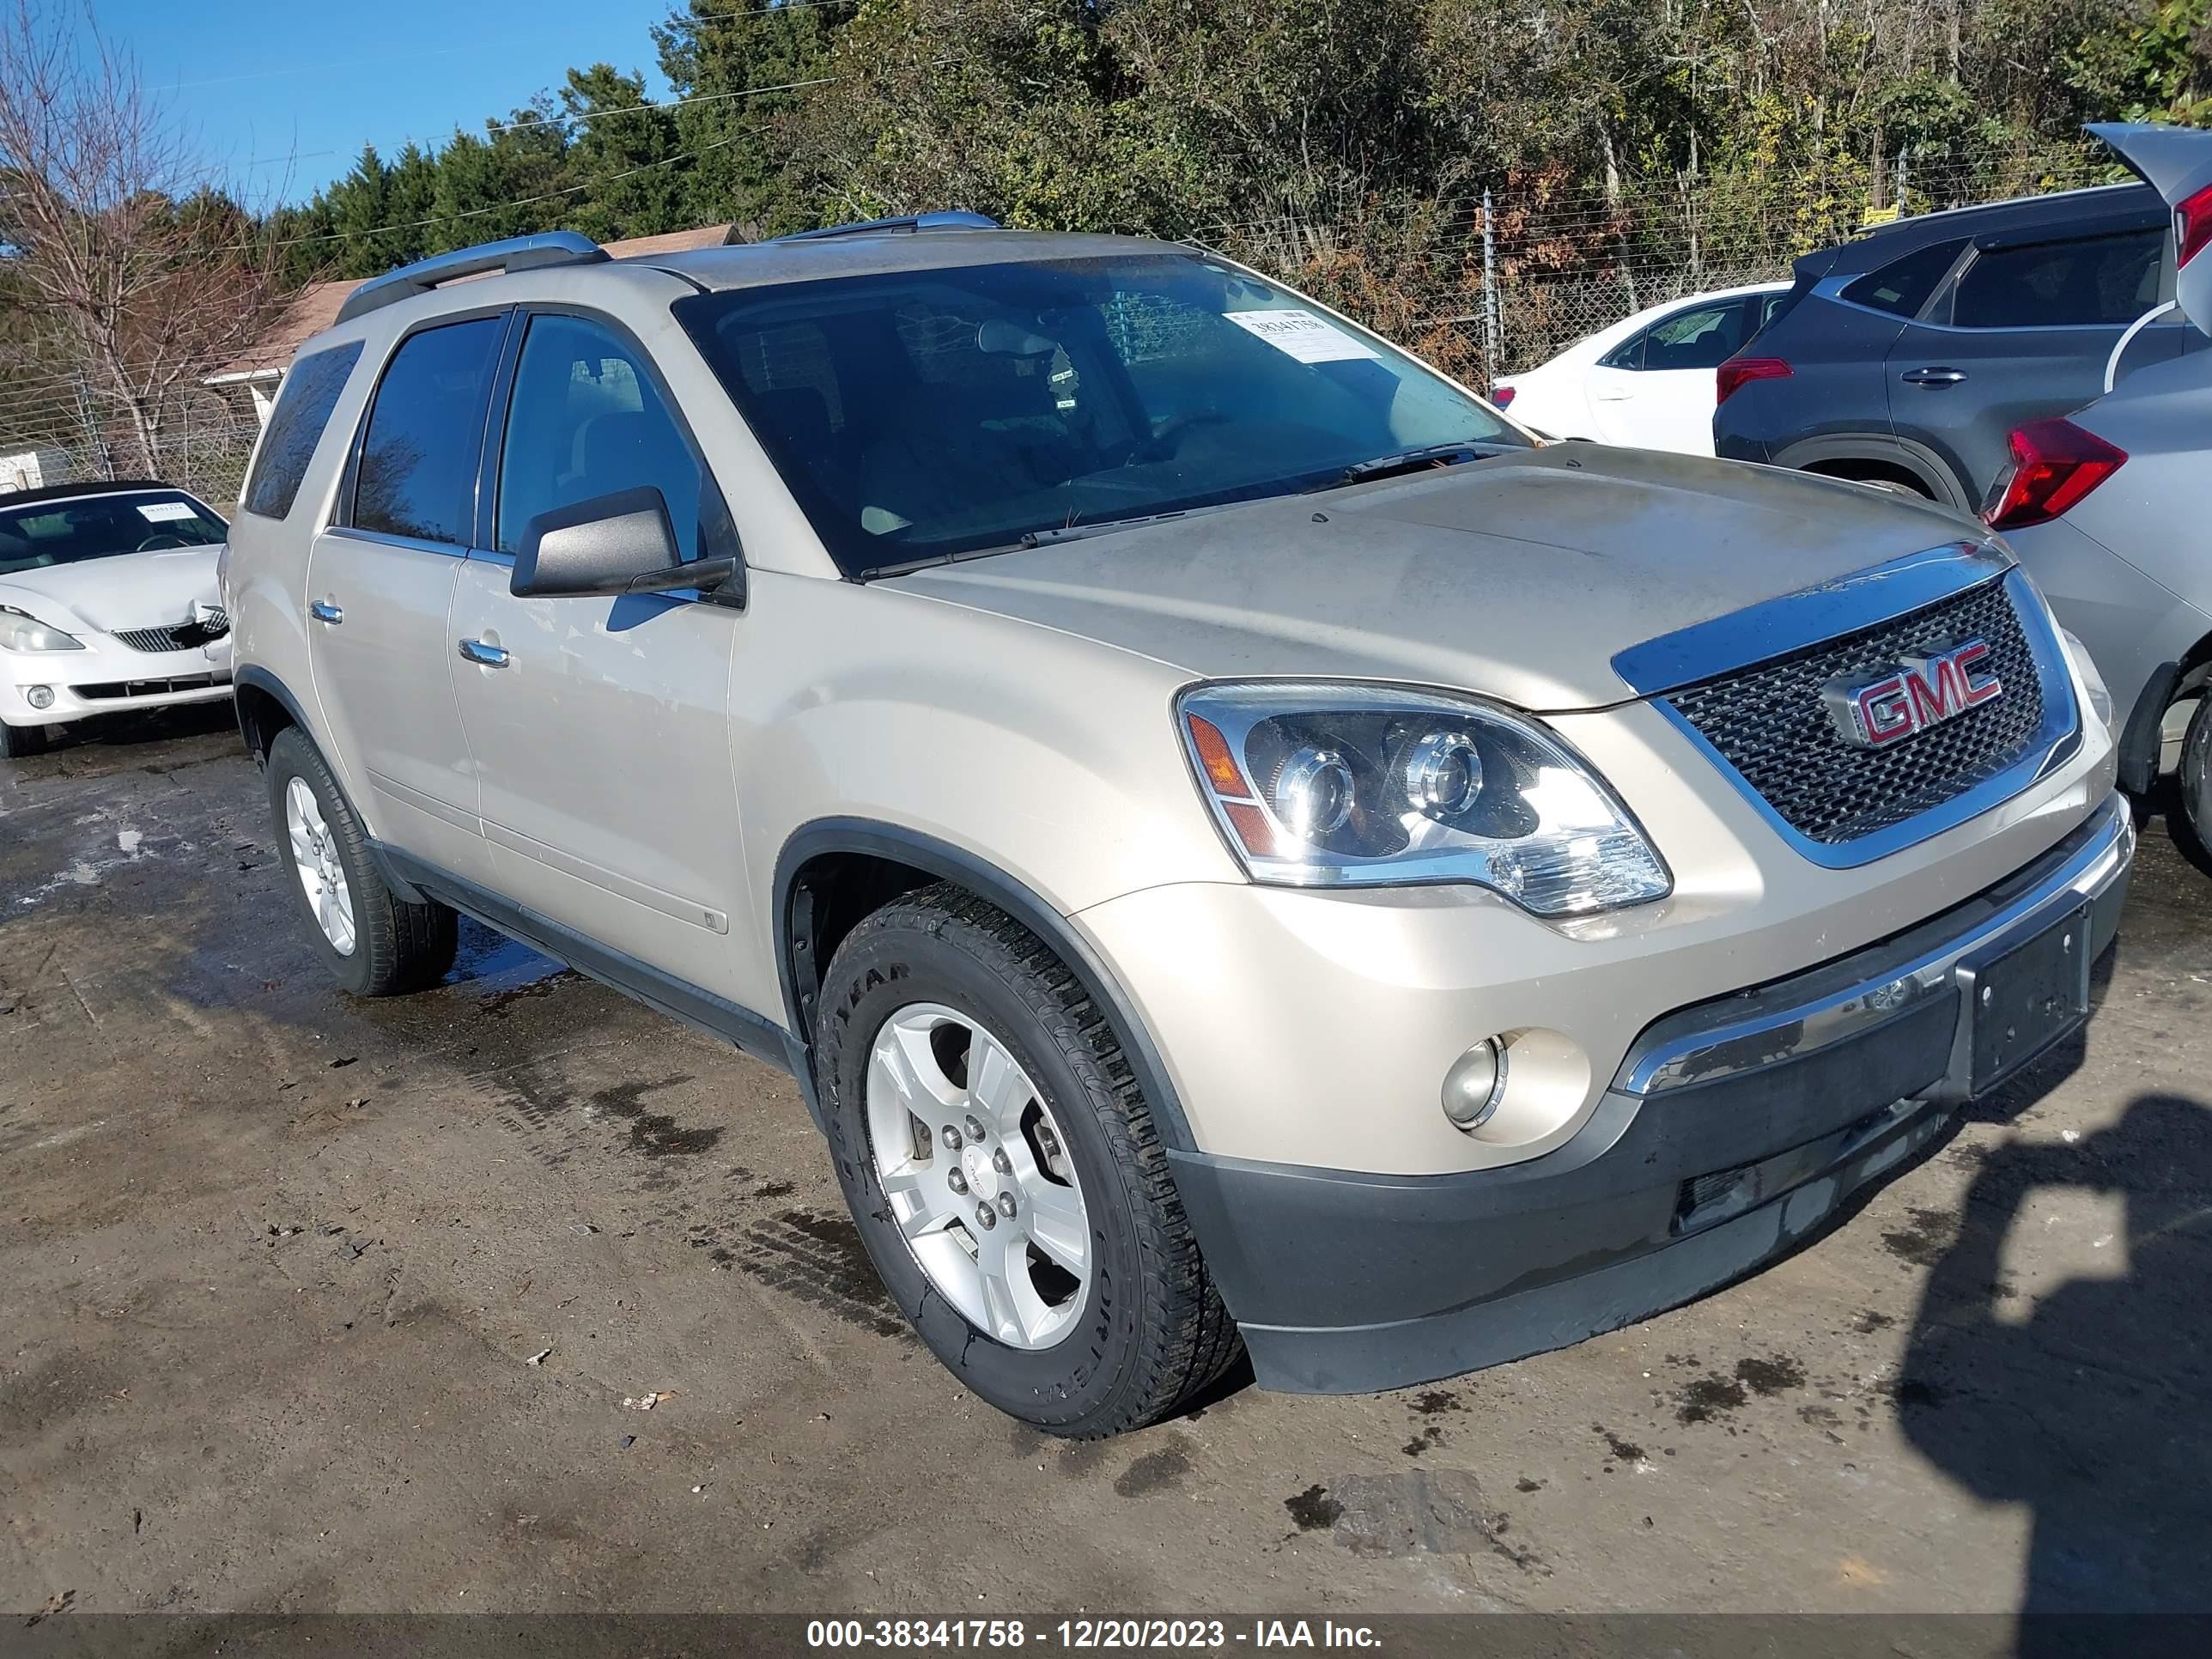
[1442,1037,1508,1131]
[25,685,54,710]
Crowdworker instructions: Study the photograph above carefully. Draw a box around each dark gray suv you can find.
[1715,180,2192,511]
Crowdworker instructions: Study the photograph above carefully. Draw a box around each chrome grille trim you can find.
[1648,568,2081,869]
[112,610,229,653]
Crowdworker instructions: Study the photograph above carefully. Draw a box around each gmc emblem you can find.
[1823,638,2002,749]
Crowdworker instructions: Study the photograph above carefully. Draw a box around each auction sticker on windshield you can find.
[137,501,198,521]
[1224,308,1381,364]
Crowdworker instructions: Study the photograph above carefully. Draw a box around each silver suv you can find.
[225,219,2133,1436]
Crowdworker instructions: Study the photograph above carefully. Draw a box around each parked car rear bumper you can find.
[1168,795,2133,1394]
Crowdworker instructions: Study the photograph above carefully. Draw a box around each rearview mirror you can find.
[511,486,741,605]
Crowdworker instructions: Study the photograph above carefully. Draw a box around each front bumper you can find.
[2,638,233,727]
[1164,794,2133,1394]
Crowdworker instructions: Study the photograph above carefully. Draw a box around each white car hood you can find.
[0,546,225,635]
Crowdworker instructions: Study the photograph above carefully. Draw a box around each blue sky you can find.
[95,0,678,203]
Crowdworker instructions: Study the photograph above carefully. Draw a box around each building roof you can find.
[207,223,738,381]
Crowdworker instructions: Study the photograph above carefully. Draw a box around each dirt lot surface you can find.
[3,708,2208,1622]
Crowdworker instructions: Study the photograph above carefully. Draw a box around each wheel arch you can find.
[1773,434,1972,512]
[773,818,1196,1151]
[232,665,313,764]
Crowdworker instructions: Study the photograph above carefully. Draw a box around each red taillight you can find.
[2178,180,2212,269]
[1717,356,1791,405]
[1490,384,1516,407]
[1984,418,2127,529]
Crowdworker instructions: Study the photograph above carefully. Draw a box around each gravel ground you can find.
[2,708,2207,1623]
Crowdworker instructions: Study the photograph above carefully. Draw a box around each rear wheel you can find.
[0,721,52,761]
[2176,695,2212,872]
[265,727,457,995]
[814,884,1241,1437]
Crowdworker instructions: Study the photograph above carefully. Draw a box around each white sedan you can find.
[1491,281,1792,454]
[0,480,233,759]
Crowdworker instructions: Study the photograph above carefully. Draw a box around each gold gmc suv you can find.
[222,217,2133,1437]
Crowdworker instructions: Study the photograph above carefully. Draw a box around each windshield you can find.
[676,252,1525,576]
[0,490,227,577]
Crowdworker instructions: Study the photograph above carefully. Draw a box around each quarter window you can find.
[1842,240,1968,317]
[1951,229,2166,328]
[353,317,504,546]
[243,341,362,521]
[495,313,704,558]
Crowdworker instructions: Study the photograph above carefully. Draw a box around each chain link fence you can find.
[1,381,262,514]
[1198,151,2124,386]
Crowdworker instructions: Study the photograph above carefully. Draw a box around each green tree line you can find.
[273,0,2212,294]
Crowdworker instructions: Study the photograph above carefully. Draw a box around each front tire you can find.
[815,884,1241,1437]
[265,727,457,995]
[0,720,52,761]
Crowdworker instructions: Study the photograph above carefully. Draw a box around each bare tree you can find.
[0,0,289,477]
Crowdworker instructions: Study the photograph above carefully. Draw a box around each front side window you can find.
[1951,229,2166,328]
[0,490,226,577]
[1843,239,1968,317]
[352,316,505,546]
[495,313,704,556]
[1600,298,1753,373]
[1643,300,1753,370]
[677,252,1524,576]
[244,341,362,520]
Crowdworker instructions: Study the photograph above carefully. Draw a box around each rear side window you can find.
[1842,239,1967,317]
[242,342,362,520]
[1952,229,2166,328]
[352,316,505,546]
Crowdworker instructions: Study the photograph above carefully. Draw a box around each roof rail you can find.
[334,231,610,325]
[777,210,1001,243]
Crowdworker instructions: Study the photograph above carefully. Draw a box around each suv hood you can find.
[0,546,223,635]
[887,445,1971,710]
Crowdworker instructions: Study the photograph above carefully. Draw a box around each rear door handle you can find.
[458,638,511,668]
[1901,367,1967,386]
[308,600,343,624]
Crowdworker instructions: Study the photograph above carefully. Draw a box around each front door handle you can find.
[308,600,343,624]
[1592,386,1634,401]
[458,638,511,668]
[1901,366,1967,386]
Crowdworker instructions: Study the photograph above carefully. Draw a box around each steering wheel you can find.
[135,533,191,552]
[1128,410,1233,465]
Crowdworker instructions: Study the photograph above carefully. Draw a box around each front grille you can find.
[1663,579,2053,846]
[72,672,228,702]
[112,611,228,653]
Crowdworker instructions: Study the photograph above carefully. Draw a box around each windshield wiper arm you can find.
[1322,441,1516,489]
[1018,501,1239,549]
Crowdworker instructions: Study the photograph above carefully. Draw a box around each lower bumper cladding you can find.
[1170,794,2135,1395]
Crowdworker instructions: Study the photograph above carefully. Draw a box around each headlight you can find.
[1177,682,1672,916]
[2056,626,2113,735]
[0,606,83,653]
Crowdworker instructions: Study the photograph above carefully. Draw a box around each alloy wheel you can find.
[285,775,357,957]
[865,1001,1091,1349]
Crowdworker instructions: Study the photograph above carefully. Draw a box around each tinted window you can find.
[0,490,225,576]
[1643,299,1753,370]
[1952,229,2166,328]
[678,252,1522,576]
[1843,239,1967,317]
[243,341,362,520]
[353,317,503,545]
[495,313,703,556]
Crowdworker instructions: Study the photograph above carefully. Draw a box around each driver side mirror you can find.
[510,486,742,605]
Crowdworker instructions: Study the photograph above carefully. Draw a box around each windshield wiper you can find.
[1321,441,1517,490]
[1017,501,1240,549]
